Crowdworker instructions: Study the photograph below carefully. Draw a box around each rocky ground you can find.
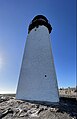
[0,94,77,119]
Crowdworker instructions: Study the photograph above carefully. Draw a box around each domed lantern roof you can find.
[28,15,52,34]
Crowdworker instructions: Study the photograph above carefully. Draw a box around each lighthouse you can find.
[16,15,59,103]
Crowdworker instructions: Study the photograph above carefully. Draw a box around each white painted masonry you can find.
[16,24,59,102]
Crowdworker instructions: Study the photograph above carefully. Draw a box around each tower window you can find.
[45,75,47,77]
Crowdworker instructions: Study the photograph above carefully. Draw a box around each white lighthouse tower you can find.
[16,15,59,103]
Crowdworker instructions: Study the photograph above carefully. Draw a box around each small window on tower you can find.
[35,28,37,31]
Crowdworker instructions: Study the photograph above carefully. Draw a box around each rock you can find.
[0,108,13,118]
[0,112,3,118]
[19,111,28,117]
[0,96,9,103]
[49,107,59,112]
[30,111,39,118]
[0,94,77,119]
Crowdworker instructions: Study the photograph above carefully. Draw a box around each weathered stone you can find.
[0,94,77,119]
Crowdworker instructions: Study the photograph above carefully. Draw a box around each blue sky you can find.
[0,0,76,93]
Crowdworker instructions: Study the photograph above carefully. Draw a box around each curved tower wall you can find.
[16,16,59,103]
